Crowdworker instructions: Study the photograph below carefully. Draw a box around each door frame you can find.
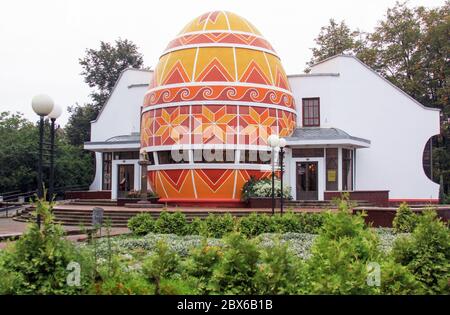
[111,159,141,200]
[289,157,325,201]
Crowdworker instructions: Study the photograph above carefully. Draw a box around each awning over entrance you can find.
[285,128,370,148]
[84,133,140,152]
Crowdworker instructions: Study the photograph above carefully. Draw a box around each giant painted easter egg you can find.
[140,11,296,204]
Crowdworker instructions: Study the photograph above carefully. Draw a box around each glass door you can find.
[296,162,318,200]
[117,164,134,198]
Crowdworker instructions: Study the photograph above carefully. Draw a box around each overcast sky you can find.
[0,0,445,126]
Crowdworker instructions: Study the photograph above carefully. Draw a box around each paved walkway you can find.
[0,218,130,250]
[54,204,332,213]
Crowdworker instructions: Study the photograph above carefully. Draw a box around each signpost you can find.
[92,207,104,226]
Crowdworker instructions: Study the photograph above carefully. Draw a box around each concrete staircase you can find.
[283,200,374,208]
[13,207,278,227]
[65,199,118,206]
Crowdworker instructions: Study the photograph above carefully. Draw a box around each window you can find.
[342,149,353,191]
[157,150,189,164]
[302,98,320,127]
[326,148,338,191]
[102,152,112,190]
[113,151,139,160]
[239,150,271,164]
[193,149,235,163]
[292,148,324,158]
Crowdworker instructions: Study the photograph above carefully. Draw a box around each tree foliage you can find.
[0,111,93,194]
[79,38,145,110]
[307,19,365,69]
[308,1,450,194]
[64,39,145,147]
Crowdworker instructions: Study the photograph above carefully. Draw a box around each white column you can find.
[337,147,343,191]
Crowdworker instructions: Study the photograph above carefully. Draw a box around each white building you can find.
[84,55,440,204]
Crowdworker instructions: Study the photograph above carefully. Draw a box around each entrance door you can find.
[296,162,318,200]
[117,164,134,198]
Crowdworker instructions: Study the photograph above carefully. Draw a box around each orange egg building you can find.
[140,11,296,205]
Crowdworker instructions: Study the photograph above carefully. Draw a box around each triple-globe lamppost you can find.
[31,94,62,227]
[268,134,287,216]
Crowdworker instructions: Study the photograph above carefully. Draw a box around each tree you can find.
[0,111,38,193]
[64,39,145,149]
[64,103,99,147]
[79,38,145,111]
[0,111,93,194]
[307,1,449,195]
[307,19,364,68]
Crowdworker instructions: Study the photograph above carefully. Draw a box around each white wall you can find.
[88,68,152,191]
[288,56,440,200]
[90,69,152,142]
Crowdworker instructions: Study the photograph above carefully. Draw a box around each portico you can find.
[283,128,370,200]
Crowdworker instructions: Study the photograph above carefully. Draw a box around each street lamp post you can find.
[268,134,286,216]
[278,138,287,215]
[32,94,54,228]
[268,134,280,215]
[48,104,62,202]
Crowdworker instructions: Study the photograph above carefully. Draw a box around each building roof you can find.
[84,133,140,152]
[105,133,140,142]
[285,127,370,148]
[308,54,440,112]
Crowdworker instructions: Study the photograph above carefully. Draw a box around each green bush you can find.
[241,177,292,201]
[128,213,156,235]
[254,241,301,294]
[159,278,196,295]
[392,202,418,233]
[273,212,324,234]
[155,211,189,235]
[379,260,423,294]
[238,213,277,237]
[92,256,153,295]
[142,240,180,295]
[209,233,260,294]
[0,198,94,294]
[202,213,235,238]
[185,218,203,235]
[301,199,381,294]
[392,210,450,294]
[185,240,223,294]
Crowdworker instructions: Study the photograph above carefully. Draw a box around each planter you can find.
[247,197,281,208]
[117,197,159,207]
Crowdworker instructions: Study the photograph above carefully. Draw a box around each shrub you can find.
[142,240,180,295]
[0,198,94,294]
[254,241,301,294]
[273,212,324,234]
[209,233,260,294]
[392,210,450,294]
[238,213,277,237]
[128,213,156,235]
[241,176,259,202]
[252,178,292,199]
[185,218,203,235]
[298,212,324,234]
[301,199,381,294]
[202,213,235,238]
[159,278,196,295]
[392,202,418,233]
[185,240,223,294]
[92,255,153,295]
[272,212,301,233]
[241,177,292,201]
[379,260,423,295]
[155,211,189,235]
